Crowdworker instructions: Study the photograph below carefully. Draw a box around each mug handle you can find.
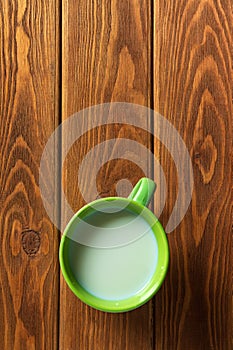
[128,177,156,207]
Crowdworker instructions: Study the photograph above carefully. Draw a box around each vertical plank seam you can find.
[56,0,62,349]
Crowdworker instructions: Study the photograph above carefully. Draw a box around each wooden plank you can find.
[60,1,153,349]
[0,1,59,349]
[153,0,232,349]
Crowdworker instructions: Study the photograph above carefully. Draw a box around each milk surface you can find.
[68,210,158,300]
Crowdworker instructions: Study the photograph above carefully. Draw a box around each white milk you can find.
[68,210,158,300]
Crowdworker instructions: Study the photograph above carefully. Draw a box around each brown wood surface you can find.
[0,1,59,349]
[0,0,232,349]
[60,1,154,349]
[153,0,232,349]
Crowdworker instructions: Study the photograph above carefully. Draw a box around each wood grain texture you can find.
[1,0,232,349]
[0,1,59,349]
[153,0,232,349]
[60,1,153,349]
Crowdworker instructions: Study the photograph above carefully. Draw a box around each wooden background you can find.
[0,0,232,349]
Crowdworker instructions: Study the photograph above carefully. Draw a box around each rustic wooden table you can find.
[0,1,232,349]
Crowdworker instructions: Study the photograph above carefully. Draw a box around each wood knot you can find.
[194,135,217,184]
[21,230,40,256]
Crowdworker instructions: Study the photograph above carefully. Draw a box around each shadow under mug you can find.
[59,177,169,312]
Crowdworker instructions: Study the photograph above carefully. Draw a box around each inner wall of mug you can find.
[60,198,169,312]
[65,198,156,248]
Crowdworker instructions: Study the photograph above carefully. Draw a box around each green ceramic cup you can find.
[59,177,169,312]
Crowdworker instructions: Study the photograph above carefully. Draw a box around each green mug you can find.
[59,177,169,312]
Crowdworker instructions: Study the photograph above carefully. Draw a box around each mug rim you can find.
[59,196,169,312]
